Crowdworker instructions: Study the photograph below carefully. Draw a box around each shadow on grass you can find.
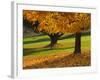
[23,48,51,56]
[59,31,90,40]
[24,31,90,44]
[23,46,74,56]
[23,37,50,44]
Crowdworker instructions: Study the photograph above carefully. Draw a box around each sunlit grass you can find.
[23,35,90,57]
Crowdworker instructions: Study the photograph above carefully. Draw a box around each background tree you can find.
[59,13,91,54]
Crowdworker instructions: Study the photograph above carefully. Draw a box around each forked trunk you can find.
[47,33,63,48]
[50,35,58,48]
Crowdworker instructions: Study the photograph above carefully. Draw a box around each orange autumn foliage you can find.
[23,10,91,34]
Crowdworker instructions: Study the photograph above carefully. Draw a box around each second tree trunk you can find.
[74,32,81,54]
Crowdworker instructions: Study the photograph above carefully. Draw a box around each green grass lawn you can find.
[23,34,90,57]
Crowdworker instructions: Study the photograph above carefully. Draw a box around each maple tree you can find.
[38,12,91,54]
[23,10,91,54]
[61,13,91,54]
[23,11,63,48]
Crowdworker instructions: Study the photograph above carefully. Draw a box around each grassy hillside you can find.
[23,35,90,56]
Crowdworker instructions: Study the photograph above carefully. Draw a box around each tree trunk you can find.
[74,32,81,54]
[50,35,58,48]
[47,33,63,48]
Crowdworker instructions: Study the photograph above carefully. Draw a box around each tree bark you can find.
[74,32,81,54]
[50,35,58,48]
[47,33,63,48]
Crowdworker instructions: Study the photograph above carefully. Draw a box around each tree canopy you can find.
[23,10,91,52]
[23,10,91,34]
